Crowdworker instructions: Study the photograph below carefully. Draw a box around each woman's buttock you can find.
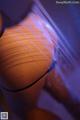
[0,13,55,91]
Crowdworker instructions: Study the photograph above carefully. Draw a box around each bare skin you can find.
[44,69,80,120]
[0,13,60,120]
[27,108,61,120]
[0,13,80,120]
